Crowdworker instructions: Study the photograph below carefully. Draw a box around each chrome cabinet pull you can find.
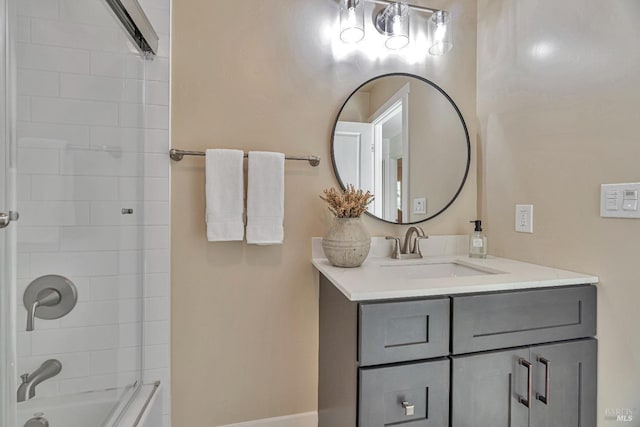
[519,358,532,408]
[0,211,18,228]
[402,401,415,416]
[537,357,551,405]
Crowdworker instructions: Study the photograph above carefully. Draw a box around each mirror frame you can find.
[330,72,471,225]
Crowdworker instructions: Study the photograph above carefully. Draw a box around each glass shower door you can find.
[2,0,154,424]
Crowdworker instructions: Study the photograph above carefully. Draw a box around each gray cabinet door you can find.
[451,348,530,427]
[530,339,597,427]
[359,359,449,427]
[452,285,596,354]
[359,298,449,366]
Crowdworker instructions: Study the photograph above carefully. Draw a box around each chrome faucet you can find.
[17,359,62,402]
[402,226,426,254]
[386,226,429,259]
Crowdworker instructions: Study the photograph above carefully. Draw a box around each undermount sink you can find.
[380,261,501,280]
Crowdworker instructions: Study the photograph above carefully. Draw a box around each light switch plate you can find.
[515,204,533,233]
[601,183,640,218]
[413,198,426,214]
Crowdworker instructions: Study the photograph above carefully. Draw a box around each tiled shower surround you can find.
[15,0,171,425]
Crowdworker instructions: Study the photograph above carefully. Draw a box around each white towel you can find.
[246,151,285,245]
[205,149,245,242]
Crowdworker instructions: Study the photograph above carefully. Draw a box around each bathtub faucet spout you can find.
[17,359,62,402]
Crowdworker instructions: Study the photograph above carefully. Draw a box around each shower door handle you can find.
[0,211,18,228]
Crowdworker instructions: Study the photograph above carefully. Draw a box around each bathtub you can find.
[17,382,161,427]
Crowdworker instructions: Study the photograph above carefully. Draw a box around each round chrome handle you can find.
[23,276,77,332]
[0,211,19,229]
[24,417,50,427]
[0,213,9,228]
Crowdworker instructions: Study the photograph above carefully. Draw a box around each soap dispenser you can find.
[469,220,487,259]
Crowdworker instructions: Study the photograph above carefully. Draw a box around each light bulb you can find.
[434,23,446,42]
[348,8,356,24]
[392,15,402,34]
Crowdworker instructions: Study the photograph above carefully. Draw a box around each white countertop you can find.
[312,238,598,301]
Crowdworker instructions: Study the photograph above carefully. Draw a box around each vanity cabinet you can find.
[318,273,597,427]
[318,275,451,427]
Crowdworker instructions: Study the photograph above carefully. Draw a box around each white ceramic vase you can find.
[322,217,371,268]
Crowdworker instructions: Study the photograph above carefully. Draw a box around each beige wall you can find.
[407,80,468,222]
[338,91,370,122]
[477,0,640,424]
[172,0,477,425]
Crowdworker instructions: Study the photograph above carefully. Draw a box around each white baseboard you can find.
[218,411,317,427]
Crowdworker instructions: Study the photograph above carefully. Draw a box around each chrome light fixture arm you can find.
[369,0,441,14]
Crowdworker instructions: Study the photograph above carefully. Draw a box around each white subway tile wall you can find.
[16,0,170,425]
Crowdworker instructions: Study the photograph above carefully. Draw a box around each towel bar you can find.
[169,149,320,167]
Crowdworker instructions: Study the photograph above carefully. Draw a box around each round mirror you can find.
[331,73,470,224]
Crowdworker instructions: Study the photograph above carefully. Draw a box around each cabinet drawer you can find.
[359,298,449,366]
[452,285,596,354]
[359,359,449,427]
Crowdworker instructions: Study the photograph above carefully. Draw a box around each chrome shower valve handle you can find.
[26,289,61,332]
[23,275,78,332]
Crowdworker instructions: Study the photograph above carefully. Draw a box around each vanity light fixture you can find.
[427,10,453,55]
[338,0,453,55]
[374,2,410,50]
[340,0,365,43]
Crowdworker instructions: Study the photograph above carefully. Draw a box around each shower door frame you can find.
[0,0,17,424]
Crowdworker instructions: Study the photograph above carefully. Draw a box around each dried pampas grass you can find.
[320,185,374,218]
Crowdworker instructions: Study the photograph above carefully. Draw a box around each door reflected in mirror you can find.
[331,73,470,224]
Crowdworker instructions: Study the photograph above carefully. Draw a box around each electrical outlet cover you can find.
[515,204,533,233]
